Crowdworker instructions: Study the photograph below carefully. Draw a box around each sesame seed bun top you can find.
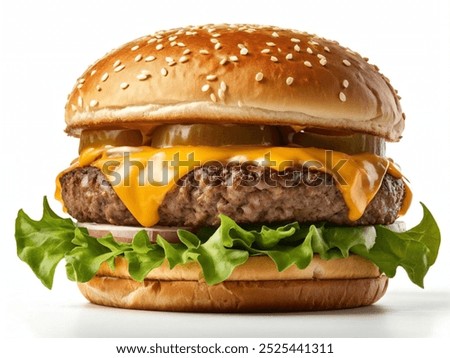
[65,24,404,141]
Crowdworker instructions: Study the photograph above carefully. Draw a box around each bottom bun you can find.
[77,256,388,312]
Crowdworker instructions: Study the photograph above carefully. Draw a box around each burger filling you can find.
[15,124,439,289]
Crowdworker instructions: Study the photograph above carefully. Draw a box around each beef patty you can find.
[60,164,405,227]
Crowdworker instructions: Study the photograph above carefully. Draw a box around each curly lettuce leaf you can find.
[15,197,76,289]
[15,198,440,288]
[124,231,165,281]
[351,203,440,288]
[65,228,128,282]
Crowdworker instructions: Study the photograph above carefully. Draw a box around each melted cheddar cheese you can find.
[56,146,412,227]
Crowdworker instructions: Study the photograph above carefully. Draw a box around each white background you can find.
[0,0,449,342]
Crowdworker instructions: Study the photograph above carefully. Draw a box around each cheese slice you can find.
[56,146,412,227]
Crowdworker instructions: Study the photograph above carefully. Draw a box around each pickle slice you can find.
[289,128,385,156]
[78,125,384,156]
[79,129,143,153]
[151,124,281,148]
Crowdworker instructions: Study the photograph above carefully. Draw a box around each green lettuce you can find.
[15,197,440,289]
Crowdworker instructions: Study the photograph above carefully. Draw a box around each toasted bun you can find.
[77,256,388,312]
[66,24,404,141]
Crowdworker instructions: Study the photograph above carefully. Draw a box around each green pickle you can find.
[289,128,385,156]
[79,129,143,153]
[151,124,282,147]
[78,125,385,156]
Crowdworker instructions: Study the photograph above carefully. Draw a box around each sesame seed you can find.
[131,45,139,51]
[199,49,209,55]
[179,56,189,63]
[220,81,227,91]
[304,61,312,67]
[307,47,313,54]
[270,56,278,62]
[77,96,83,107]
[255,72,264,81]
[113,60,121,68]
[290,38,301,43]
[286,53,293,60]
[168,35,177,41]
[218,88,225,100]
[78,78,85,84]
[156,44,164,50]
[77,84,83,89]
[212,33,221,38]
[120,82,129,89]
[135,54,143,62]
[206,74,217,81]
[183,49,191,55]
[324,46,331,53]
[210,93,217,102]
[266,42,276,47]
[165,57,174,63]
[136,73,149,80]
[339,92,347,102]
[210,38,219,44]
[160,68,168,76]
[114,64,125,72]
[343,59,351,66]
[240,47,249,55]
[90,70,97,76]
[229,55,239,62]
[145,56,156,62]
[201,84,210,92]
[343,79,349,88]
[96,85,102,91]
[261,49,271,54]
[238,43,245,49]
[286,77,294,86]
[147,38,157,44]
[317,54,326,60]
[170,41,177,47]
[215,43,222,50]
[220,58,228,65]
[155,34,163,39]
[71,104,77,111]
[294,44,300,52]
[101,73,109,82]
[320,58,327,66]
[272,31,279,37]
[89,99,98,107]
[177,42,186,47]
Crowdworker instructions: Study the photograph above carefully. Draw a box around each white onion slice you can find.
[77,221,406,247]
[385,221,406,232]
[77,222,191,243]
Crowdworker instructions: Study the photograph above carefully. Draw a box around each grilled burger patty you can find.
[60,164,405,227]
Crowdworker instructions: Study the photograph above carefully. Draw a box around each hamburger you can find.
[15,24,440,312]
